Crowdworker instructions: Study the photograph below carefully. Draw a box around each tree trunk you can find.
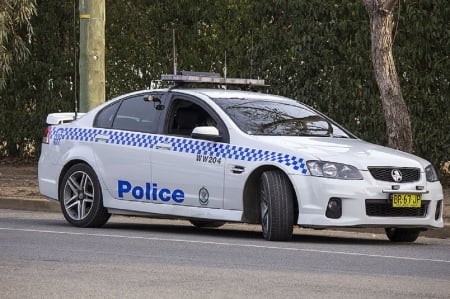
[79,0,106,112]
[363,0,413,153]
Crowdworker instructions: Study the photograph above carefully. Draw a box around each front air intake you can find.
[365,199,429,217]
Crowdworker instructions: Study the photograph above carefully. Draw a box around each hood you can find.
[252,136,430,170]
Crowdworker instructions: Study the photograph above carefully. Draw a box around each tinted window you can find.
[112,96,159,133]
[94,101,120,128]
[167,99,216,136]
[214,98,351,137]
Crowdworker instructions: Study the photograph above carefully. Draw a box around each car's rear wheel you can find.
[260,170,294,241]
[189,220,225,228]
[59,164,110,227]
[385,228,420,242]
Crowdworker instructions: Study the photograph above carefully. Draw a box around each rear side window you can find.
[112,96,159,133]
[94,101,120,128]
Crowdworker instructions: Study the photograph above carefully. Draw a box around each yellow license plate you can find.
[391,194,421,208]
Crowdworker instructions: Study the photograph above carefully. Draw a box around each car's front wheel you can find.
[59,163,110,227]
[385,228,420,242]
[260,170,294,241]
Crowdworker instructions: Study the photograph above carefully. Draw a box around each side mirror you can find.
[191,126,222,142]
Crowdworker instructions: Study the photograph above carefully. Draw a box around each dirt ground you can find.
[0,162,41,198]
[0,161,449,238]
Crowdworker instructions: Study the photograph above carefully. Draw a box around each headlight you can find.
[306,161,363,180]
[425,164,439,182]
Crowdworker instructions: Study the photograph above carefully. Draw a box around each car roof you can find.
[170,88,288,101]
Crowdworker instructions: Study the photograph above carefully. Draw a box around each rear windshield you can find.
[213,97,351,137]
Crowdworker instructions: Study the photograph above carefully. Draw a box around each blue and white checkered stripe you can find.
[51,127,308,174]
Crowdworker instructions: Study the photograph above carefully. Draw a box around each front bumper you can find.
[291,171,444,229]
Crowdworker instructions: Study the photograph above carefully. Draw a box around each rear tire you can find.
[385,228,420,242]
[260,170,294,241]
[59,164,110,227]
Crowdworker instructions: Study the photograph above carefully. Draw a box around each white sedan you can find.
[38,73,444,242]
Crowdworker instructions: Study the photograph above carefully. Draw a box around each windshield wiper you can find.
[296,132,331,137]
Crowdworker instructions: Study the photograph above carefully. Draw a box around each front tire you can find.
[385,228,420,242]
[59,163,110,227]
[260,170,294,241]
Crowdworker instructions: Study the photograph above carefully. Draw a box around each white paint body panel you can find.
[38,89,444,230]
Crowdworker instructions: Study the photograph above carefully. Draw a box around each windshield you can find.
[213,97,351,137]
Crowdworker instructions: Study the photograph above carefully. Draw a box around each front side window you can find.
[167,99,216,137]
[214,98,351,137]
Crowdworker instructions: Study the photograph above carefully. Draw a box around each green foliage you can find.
[0,0,37,89]
[0,0,448,176]
[0,1,75,158]
[394,0,450,171]
[105,0,254,96]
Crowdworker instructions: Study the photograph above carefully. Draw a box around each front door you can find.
[151,96,226,209]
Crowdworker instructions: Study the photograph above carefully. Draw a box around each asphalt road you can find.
[1,210,449,299]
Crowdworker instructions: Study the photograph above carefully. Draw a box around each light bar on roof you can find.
[161,71,265,86]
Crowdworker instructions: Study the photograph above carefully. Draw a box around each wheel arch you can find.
[241,165,298,224]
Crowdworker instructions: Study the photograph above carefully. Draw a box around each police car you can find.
[38,72,444,242]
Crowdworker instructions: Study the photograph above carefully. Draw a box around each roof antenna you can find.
[223,51,227,89]
[250,31,254,79]
[172,28,177,75]
[73,0,78,120]
[224,51,227,79]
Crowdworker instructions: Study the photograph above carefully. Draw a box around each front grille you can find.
[368,167,420,183]
[365,199,429,217]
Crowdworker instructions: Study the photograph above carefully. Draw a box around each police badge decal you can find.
[199,187,209,206]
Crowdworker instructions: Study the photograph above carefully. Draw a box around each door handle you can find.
[95,134,109,142]
[155,143,171,150]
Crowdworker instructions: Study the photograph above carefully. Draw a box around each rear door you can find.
[92,92,163,201]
